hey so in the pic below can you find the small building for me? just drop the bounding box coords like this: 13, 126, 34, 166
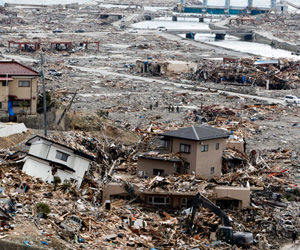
0, 60, 39, 115
211, 186, 250, 209
102, 180, 197, 209
50, 41, 73, 51
135, 60, 197, 77
138, 125, 229, 178
103, 182, 131, 201
274, 3, 288, 13
99, 13, 123, 21
22, 135, 95, 188
8, 39, 41, 53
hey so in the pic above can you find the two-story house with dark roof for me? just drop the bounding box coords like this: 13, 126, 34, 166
0, 60, 39, 115
137, 125, 229, 178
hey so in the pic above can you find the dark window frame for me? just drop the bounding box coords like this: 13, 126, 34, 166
18, 80, 30, 87
184, 162, 190, 169
12, 100, 31, 107
55, 150, 70, 162
201, 144, 209, 152
162, 139, 169, 149
181, 198, 187, 207
180, 143, 191, 153
210, 167, 215, 174
216, 143, 220, 150
148, 196, 170, 205
153, 169, 164, 176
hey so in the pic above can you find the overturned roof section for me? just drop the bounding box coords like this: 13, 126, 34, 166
160, 125, 230, 141
26, 135, 95, 161
27, 153, 76, 173
0, 60, 39, 76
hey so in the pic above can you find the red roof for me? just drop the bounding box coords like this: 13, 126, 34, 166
0, 60, 39, 76
0, 77, 13, 81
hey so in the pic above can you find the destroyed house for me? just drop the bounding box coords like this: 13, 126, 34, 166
0, 60, 39, 115
138, 126, 229, 178
103, 180, 198, 209
22, 135, 95, 188
135, 60, 197, 77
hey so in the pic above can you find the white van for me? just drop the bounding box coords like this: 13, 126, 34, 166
285, 95, 300, 104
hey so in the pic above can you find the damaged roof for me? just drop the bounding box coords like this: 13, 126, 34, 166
160, 125, 230, 141
139, 151, 182, 162
27, 153, 76, 173
26, 135, 96, 161
0, 60, 39, 76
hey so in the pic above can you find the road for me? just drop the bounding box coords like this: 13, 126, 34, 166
69, 65, 285, 105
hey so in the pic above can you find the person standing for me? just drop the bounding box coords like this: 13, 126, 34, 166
292, 230, 297, 244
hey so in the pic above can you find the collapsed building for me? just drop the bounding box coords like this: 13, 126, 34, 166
135, 60, 197, 77
134, 58, 300, 90
189, 58, 300, 90
0, 114, 298, 249
23, 135, 95, 188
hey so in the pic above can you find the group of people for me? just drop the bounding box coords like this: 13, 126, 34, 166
168, 105, 180, 113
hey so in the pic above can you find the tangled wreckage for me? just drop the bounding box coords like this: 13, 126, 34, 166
0, 118, 299, 249
135, 58, 300, 90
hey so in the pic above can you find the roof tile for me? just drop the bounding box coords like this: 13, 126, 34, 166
160, 125, 230, 141
0, 61, 39, 76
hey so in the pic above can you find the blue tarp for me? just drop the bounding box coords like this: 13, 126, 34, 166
8, 100, 15, 116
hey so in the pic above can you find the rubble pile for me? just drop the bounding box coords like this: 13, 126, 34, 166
228, 12, 300, 45
48, 131, 139, 175
0, 116, 298, 249
188, 58, 300, 90
0, 1, 299, 249
0, 160, 299, 249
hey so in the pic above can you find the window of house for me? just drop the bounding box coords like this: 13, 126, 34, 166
12, 100, 30, 107
210, 167, 215, 174
180, 144, 191, 153
181, 198, 187, 207
201, 144, 209, 152
162, 140, 169, 149
18, 81, 30, 87
148, 196, 170, 205
2, 81, 8, 86
55, 151, 69, 162
216, 143, 220, 150
153, 169, 164, 176
0, 102, 2, 109
184, 162, 190, 170
153, 197, 165, 204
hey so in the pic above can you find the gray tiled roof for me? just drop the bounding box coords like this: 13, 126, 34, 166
160, 125, 230, 141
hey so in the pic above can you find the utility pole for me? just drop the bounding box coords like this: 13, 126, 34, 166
57, 89, 77, 126
40, 52, 47, 137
